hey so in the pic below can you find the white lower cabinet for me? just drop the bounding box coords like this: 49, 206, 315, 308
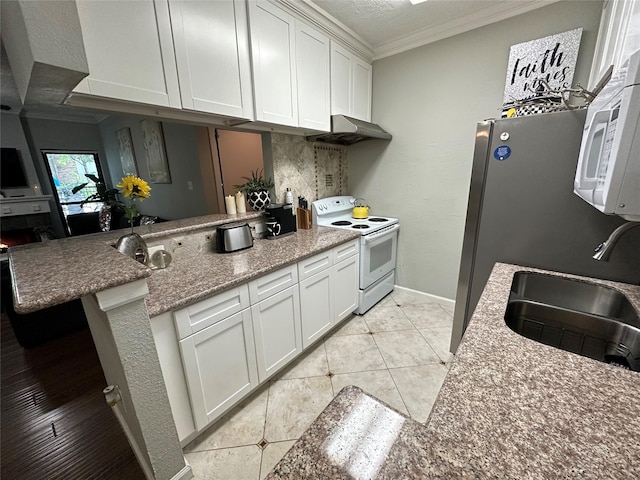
161, 240, 359, 439
333, 254, 360, 322
298, 239, 360, 348
299, 269, 333, 349
179, 309, 258, 431
251, 286, 302, 382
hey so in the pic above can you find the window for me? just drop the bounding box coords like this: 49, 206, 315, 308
42, 150, 106, 234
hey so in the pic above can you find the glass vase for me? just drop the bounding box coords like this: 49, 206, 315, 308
115, 232, 148, 264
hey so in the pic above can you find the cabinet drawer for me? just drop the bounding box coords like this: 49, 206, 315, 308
249, 264, 298, 304
174, 284, 250, 339
298, 250, 332, 280
333, 239, 359, 262
0, 200, 51, 217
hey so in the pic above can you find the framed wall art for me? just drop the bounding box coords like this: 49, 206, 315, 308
116, 127, 137, 176
140, 119, 172, 184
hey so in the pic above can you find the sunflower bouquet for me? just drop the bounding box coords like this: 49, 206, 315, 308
115, 175, 151, 233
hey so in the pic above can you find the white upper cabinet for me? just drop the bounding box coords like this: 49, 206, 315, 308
330, 41, 372, 122
589, 0, 640, 89
295, 22, 331, 131
248, 0, 298, 127
168, 0, 254, 119
352, 56, 373, 122
74, 0, 181, 108
248, 0, 330, 131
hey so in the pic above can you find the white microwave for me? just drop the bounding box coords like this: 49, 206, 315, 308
574, 48, 640, 221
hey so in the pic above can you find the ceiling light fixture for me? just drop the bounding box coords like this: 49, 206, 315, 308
409, 0, 429, 5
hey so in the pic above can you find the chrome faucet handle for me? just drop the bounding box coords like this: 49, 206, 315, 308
593, 221, 640, 262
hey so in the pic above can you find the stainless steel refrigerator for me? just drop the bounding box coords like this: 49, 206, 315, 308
450, 109, 640, 353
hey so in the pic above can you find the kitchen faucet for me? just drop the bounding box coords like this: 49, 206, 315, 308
592, 221, 640, 261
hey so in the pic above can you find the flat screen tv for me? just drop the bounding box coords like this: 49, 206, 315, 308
1, 148, 29, 189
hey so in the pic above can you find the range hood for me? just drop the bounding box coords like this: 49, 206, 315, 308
306, 115, 392, 145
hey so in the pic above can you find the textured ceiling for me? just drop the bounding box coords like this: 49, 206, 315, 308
307, 0, 559, 54
308, 0, 498, 47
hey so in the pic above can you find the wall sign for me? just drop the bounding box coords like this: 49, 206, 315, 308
503, 28, 582, 103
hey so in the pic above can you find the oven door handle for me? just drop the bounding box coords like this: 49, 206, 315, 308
363, 224, 400, 244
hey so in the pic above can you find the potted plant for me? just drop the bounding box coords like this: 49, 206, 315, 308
71, 173, 119, 206
72, 174, 121, 231
235, 169, 275, 211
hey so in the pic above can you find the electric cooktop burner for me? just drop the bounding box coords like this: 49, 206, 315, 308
368, 217, 388, 222
332, 220, 352, 226
352, 224, 370, 229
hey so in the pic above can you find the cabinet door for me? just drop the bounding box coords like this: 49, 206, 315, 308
330, 41, 372, 121
180, 309, 257, 430
352, 56, 372, 122
330, 41, 352, 117
296, 22, 330, 131
299, 269, 333, 349
333, 254, 360, 323
75, 0, 181, 108
251, 286, 302, 382
169, 0, 254, 119
248, 0, 298, 126
588, 0, 640, 89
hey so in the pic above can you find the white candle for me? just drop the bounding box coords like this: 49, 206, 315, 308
225, 195, 237, 214
235, 191, 246, 214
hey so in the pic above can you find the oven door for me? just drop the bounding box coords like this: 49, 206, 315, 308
360, 224, 399, 289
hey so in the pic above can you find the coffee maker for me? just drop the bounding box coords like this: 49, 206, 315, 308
265, 203, 297, 239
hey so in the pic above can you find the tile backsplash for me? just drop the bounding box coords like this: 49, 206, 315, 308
270, 133, 347, 205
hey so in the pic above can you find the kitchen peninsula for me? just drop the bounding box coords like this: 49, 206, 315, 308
267, 263, 640, 479
8, 213, 361, 480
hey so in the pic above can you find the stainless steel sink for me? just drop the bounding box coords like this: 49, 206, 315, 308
505, 272, 640, 371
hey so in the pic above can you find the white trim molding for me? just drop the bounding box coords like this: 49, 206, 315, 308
95, 279, 149, 311
373, 0, 561, 60
393, 285, 455, 310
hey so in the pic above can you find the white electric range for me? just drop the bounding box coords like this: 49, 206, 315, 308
312, 196, 399, 314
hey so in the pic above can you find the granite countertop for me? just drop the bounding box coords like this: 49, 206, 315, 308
267, 263, 640, 479
8, 211, 359, 315
145, 226, 360, 317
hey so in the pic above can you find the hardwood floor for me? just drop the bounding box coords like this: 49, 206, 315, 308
1, 313, 145, 479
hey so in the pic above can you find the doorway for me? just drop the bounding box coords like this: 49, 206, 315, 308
199, 129, 265, 214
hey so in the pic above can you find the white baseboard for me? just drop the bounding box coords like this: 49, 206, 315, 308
393, 285, 455, 309
171, 461, 193, 480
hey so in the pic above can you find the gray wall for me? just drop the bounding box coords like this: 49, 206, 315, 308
19, 116, 109, 237
99, 116, 208, 221
349, 0, 604, 300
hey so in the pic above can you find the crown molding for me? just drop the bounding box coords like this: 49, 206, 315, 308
276, 0, 374, 60
373, 0, 560, 60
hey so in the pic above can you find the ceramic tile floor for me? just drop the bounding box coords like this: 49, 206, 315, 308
183, 289, 455, 480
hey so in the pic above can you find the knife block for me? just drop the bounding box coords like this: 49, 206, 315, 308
297, 208, 312, 229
